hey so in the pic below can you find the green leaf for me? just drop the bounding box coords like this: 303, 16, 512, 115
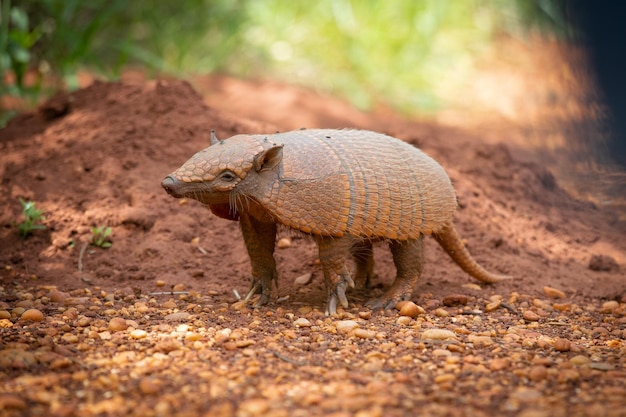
10, 7, 28, 32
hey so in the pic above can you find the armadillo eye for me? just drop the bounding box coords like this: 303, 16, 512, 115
220, 171, 236, 181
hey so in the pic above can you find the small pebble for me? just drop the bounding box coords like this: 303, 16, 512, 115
139, 377, 161, 395
442, 294, 469, 306
276, 237, 292, 249
0, 394, 27, 410
293, 318, 311, 327
130, 329, 147, 339
523, 310, 540, 321
238, 398, 270, 415
528, 365, 548, 381
354, 329, 376, 339
485, 300, 501, 312
294, 273, 313, 286
489, 358, 509, 371
435, 308, 450, 317
422, 329, 456, 340
335, 320, 359, 333
398, 301, 424, 318
543, 286, 565, 298
553, 338, 571, 352
358, 311, 371, 320
49, 290, 69, 303
109, 317, 128, 332
569, 355, 591, 366
600, 300, 619, 313
20, 309, 45, 322
164, 312, 190, 321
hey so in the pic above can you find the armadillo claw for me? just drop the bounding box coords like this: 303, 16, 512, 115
326, 295, 338, 316
244, 281, 261, 302
325, 276, 353, 315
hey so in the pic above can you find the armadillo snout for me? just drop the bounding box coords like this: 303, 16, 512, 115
162, 175, 183, 198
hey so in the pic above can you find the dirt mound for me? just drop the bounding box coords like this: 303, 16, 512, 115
1, 78, 624, 304
1, 78, 626, 417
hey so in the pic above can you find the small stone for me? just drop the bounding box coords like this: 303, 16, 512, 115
528, 365, 548, 381
155, 280, 166, 287
0, 311, 10, 320
422, 329, 457, 340
164, 312, 190, 321
523, 310, 540, 321
20, 308, 44, 322
293, 318, 311, 327
230, 300, 248, 311
543, 286, 565, 298
130, 329, 147, 339
553, 338, 571, 352
569, 355, 591, 366
294, 273, 313, 286
434, 373, 456, 384
162, 300, 177, 309
589, 362, 614, 371
335, 320, 359, 333
139, 377, 161, 395
49, 290, 69, 303
0, 394, 27, 410
442, 294, 469, 306
276, 237, 292, 249
552, 303, 571, 312
396, 316, 413, 325
432, 349, 451, 357
489, 358, 509, 371
468, 335, 494, 346
238, 398, 270, 415
398, 301, 424, 318
354, 328, 376, 339
109, 317, 128, 332
172, 283, 185, 292
485, 300, 501, 312
358, 311, 371, 320
600, 300, 619, 313
434, 308, 450, 317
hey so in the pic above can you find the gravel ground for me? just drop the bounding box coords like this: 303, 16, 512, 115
1, 282, 624, 417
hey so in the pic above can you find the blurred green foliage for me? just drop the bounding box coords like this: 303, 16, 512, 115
1, 0, 570, 118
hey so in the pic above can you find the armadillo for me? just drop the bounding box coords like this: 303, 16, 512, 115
162, 129, 510, 314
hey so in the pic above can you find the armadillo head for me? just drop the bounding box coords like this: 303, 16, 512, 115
162, 133, 283, 210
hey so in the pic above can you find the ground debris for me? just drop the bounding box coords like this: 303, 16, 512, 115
0, 283, 624, 416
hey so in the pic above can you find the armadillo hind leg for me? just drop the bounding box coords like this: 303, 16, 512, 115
351, 239, 375, 289
239, 213, 279, 306
366, 237, 424, 310
315, 235, 356, 315
433, 224, 511, 283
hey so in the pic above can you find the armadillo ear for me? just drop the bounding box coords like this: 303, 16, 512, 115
210, 130, 219, 146
254, 145, 284, 172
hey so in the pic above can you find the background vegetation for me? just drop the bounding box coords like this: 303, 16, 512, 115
1, 0, 570, 124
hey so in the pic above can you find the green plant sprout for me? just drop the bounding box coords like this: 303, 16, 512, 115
17, 198, 46, 237
91, 226, 112, 248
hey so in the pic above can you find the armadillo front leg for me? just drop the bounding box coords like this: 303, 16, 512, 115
239, 213, 278, 307
315, 236, 356, 315
366, 236, 424, 310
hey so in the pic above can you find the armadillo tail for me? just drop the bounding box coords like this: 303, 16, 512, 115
433, 224, 511, 283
